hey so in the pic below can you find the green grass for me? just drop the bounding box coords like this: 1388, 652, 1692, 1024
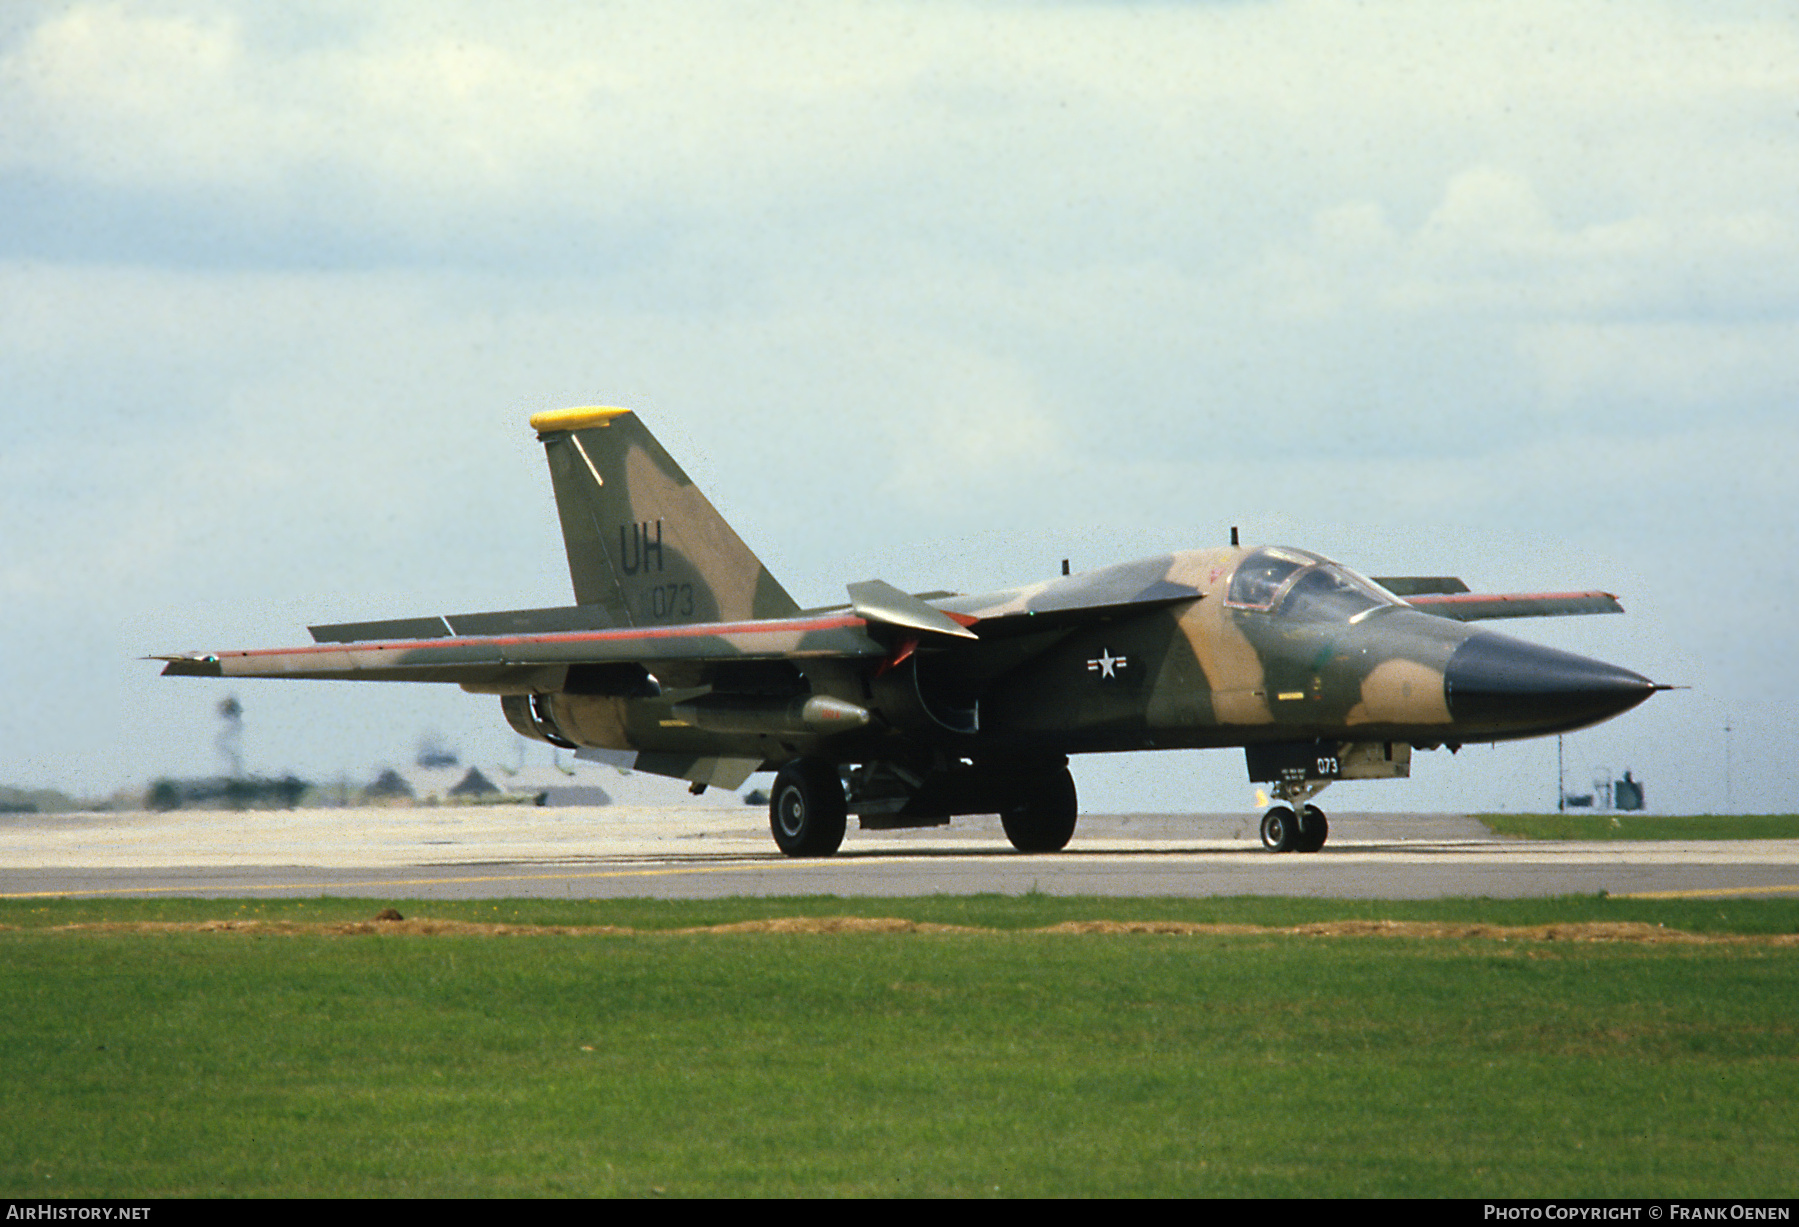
3, 895, 1797, 1197
1478, 813, 1799, 841
6, 892, 1799, 934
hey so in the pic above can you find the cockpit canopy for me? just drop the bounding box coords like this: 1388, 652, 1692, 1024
1225, 546, 1403, 624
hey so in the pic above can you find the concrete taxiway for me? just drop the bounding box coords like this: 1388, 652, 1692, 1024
2, 806, 1794, 901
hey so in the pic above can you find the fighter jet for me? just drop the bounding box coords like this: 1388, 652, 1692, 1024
158, 407, 1661, 856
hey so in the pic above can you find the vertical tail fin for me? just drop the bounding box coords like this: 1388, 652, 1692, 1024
530, 407, 800, 626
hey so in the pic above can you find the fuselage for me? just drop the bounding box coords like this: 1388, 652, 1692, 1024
530, 545, 1655, 768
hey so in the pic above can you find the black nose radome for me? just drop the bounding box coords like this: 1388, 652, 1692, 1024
1445, 632, 1657, 737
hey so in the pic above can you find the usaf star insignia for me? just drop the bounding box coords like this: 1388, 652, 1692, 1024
1087, 648, 1128, 680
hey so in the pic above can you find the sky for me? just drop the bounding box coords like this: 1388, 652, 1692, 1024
2, 0, 1795, 814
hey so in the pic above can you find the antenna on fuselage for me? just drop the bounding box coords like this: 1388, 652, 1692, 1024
1230, 526, 1239, 546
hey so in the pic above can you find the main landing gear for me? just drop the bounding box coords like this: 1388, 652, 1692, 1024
998, 765, 1078, 853
1259, 779, 1330, 854
769, 759, 848, 857
767, 756, 1079, 857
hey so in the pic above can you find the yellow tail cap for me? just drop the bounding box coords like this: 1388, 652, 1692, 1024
529, 406, 632, 433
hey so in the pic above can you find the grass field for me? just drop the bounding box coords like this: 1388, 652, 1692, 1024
1477, 813, 1799, 841
4, 895, 1796, 1198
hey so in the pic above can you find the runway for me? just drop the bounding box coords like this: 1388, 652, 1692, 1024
2, 806, 1795, 901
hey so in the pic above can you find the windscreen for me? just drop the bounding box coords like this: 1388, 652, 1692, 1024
1276, 564, 1399, 623
1226, 547, 1314, 609
1227, 548, 1401, 623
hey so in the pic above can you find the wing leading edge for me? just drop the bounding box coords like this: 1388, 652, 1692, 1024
1404, 591, 1624, 621
157, 611, 884, 690
1371, 576, 1625, 621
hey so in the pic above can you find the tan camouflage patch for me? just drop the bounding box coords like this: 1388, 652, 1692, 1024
1345, 658, 1452, 726
1180, 548, 1274, 726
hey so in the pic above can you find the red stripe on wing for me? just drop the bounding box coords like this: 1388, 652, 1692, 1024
214, 613, 870, 661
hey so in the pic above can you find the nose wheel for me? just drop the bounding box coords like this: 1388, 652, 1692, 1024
1295, 804, 1327, 852
1260, 779, 1330, 853
1259, 804, 1328, 852
1260, 805, 1296, 851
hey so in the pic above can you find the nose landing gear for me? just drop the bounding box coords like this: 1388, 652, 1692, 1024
1260, 779, 1329, 854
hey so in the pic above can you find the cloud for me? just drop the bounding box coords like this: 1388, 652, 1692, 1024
5, 1, 1795, 280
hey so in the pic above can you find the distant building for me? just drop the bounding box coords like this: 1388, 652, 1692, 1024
363, 768, 415, 803
447, 766, 501, 798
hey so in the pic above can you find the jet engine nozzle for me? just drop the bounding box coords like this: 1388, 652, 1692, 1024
1444, 632, 1656, 738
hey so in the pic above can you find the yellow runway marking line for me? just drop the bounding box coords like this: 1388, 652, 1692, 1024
0, 859, 825, 900
1613, 883, 1799, 900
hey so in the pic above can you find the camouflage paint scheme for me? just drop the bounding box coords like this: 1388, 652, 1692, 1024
160, 407, 1658, 854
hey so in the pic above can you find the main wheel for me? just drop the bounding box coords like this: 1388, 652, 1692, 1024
769, 759, 847, 857
1260, 805, 1297, 852
1294, 804, 1329, 853
999, 767, 1078, 853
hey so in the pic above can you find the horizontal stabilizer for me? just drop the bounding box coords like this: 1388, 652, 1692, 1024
445, 605, 614, 637
1407, 591, 1624, 621
310, 606, 622, 644
310, 616, 450, 643
848, 579, 979, 640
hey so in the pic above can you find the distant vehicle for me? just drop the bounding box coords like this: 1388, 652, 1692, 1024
160, 408, 1661, 856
